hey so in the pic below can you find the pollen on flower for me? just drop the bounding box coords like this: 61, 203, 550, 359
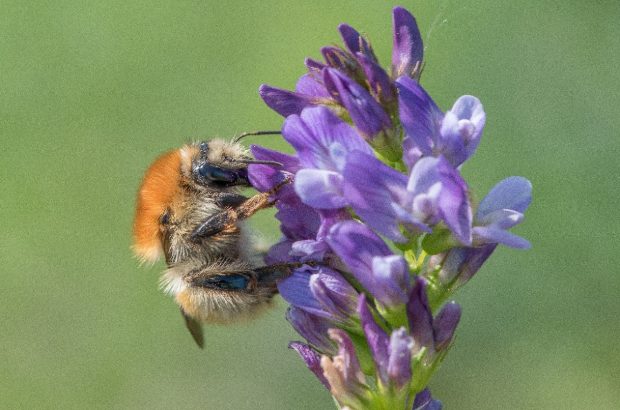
132, 149, 182, 263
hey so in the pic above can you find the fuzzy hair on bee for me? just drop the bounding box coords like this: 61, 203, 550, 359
132, 135, 296, 348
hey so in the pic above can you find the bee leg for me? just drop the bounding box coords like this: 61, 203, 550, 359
234, 176, 292, 219
214, 192, 248, 208
190, 211, 233, 241
191, 178, 291, 241
189, 262, 316, 292
180, 308, 205, 349
254, 261, 318, 290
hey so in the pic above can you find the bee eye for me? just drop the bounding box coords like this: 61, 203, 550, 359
197, 164, 237, 183
195, 274, 249, 290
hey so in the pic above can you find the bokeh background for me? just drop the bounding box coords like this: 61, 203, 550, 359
1, 0, 619, 408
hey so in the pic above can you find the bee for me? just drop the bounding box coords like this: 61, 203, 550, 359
132, 132, 297, 348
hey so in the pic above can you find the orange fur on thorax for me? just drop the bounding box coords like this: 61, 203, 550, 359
132, 149, 182, 262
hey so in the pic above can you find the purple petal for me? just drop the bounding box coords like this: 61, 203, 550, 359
282, 106, 371, 170
251, 145, 300, 172
339, 23, 376, 61
287, 309, 335, 353
358, 294, 389, 384
321, 46, 360, 77
435, 114, 467, 167
290, 239, 330, 262
305, 57, 326, 71
275, 199, 321, 240
439, 95, 486, 165
295, 73, 331, 98
316, 208, 351, 240
407, 156, 442, 196
478, 209, 524, 230
435, 244, 497, 286
357, 53, 396, 105
328, 328, 365, 387
435, 158, 472, 245
371, 255, 411, 307
278, 268, 334, 319
396, 76, 443, 156
323, 68, 392, 139
433, 301, 461, 351
265, 239, 294, 264
387, 327, 414, 389
473, 226, 531, 249
477, 176, 532, 219
259, 84, 316, 117
407, 277, 434, 350
343, 151, 412, 242
402, 135, 424, 170
392, 7, 424, 79
309, 269, 359, 320
413, 388, 443, 410
407, 156, 472, 245
248, 145, 299, 193
295, 168, 347, 209
289, 341, 331, 389
327, 221, 397, 303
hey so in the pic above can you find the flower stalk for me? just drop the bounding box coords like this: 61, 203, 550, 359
248, 6, 531, 409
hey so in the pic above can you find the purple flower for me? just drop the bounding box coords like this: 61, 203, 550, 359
247, 6, 530, 408
289, 209, 350, 262
413, 388, 443, 410
321, 46, 363, 82
321, 328, 368, 408
343, 151, 472, 245
278, 265, 358, 323
259, 84, 318, 117
249, 145, 321, 263
357, 52, 397, 106
295, 73, 331, 98
397, 76, 486, 168
249, 145, 299, 202
327, 221, 410, 308
323, 68, 393, 140
407, 277, 461, 353
358, 295, 414, 389
430, 244, 497, 289
289, 342, 331, 389
473, 176, 532, 249
287, 308, 335, 353
282, 106, 373, 209
392, 7, 424, 79
338, 23, 377, 63
259, 72, 334, 118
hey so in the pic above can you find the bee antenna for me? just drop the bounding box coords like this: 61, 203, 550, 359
236, 159, 283, 167
233, 130, 281, 144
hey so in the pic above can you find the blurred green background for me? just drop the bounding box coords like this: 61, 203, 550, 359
1, 0, 619, 408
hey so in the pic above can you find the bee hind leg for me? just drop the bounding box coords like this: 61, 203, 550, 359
254, 261, 317, 290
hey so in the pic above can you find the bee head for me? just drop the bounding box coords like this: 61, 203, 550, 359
132, 139, 253, 264
181, 139, 252, 188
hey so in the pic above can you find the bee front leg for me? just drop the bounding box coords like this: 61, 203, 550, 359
230, 174, 292, 220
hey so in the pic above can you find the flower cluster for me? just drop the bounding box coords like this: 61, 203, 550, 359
249, 7, 531, 409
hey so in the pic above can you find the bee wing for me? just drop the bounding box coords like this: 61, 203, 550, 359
180, 308, 204, 349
